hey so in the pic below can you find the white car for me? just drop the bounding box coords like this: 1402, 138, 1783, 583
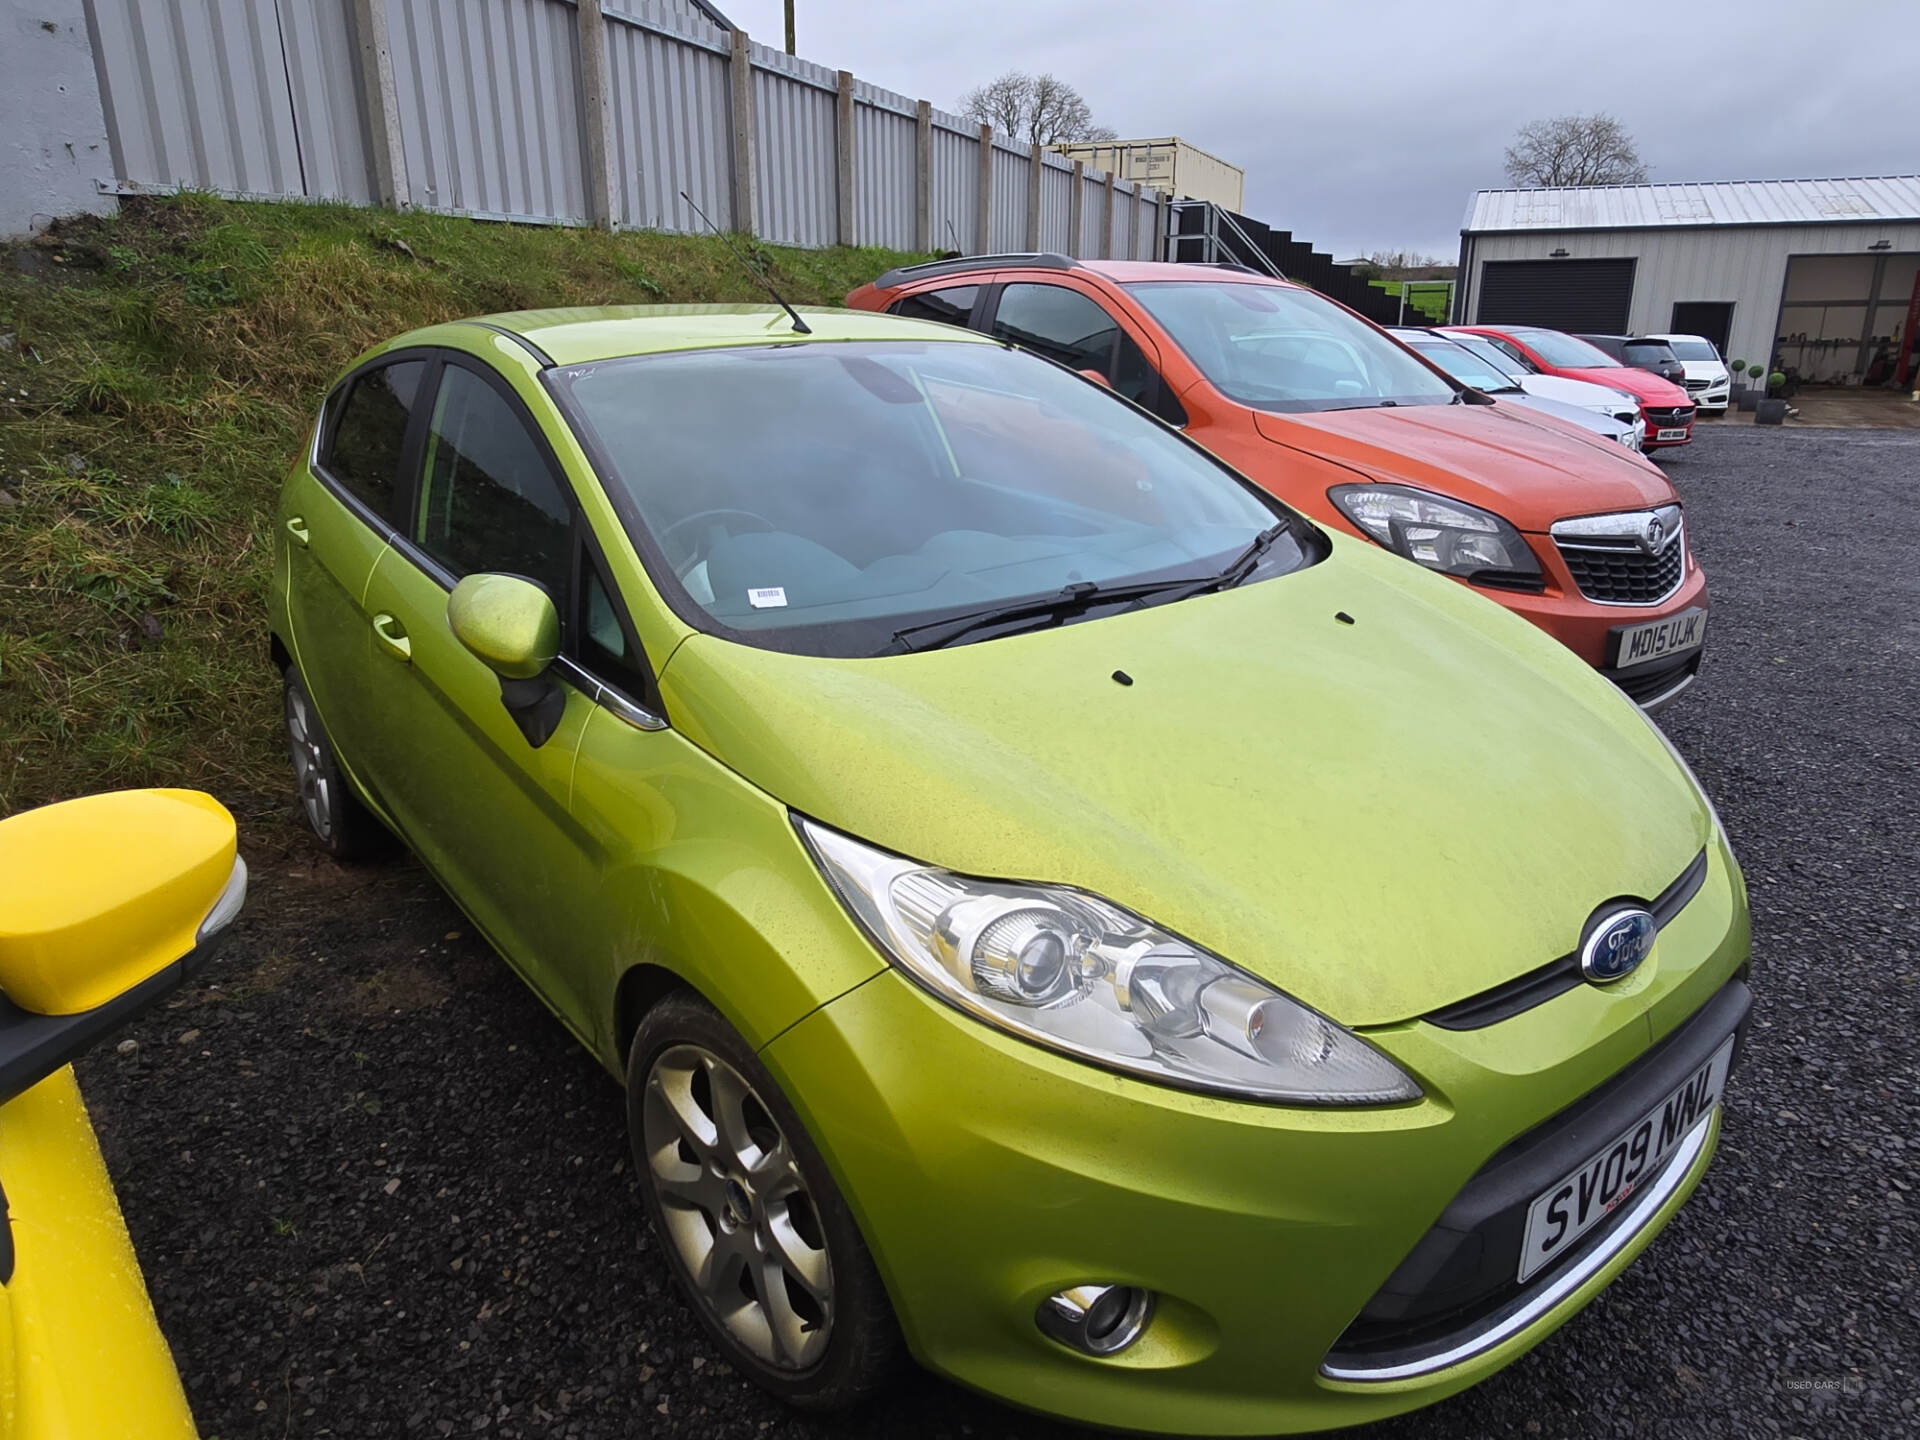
1644, 333, 1731, 415
1426, 328, 1647, 449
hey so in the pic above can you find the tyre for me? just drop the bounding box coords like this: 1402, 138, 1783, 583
282, 667, 391, 861
627, 992, 902, 1409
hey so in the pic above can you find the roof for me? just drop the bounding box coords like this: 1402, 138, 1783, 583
438, 305, 994, 367
869, 255, 1280, 290
1463, 175, 1920, 234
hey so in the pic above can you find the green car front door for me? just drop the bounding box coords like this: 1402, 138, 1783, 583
353, 356, 604, 1041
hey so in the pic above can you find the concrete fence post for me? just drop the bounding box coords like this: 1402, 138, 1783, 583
1066, 159, 1084, 256
975, 123, 993, 254
1101, 169, 1115, 259
727, 29, 756, 235
835, 70, 856, 247
1025, 143, 1043, 251
349, 0, 409, 210
1128, 182, 1140, 259
914, 99, 932, 252
576, 0, 617, 229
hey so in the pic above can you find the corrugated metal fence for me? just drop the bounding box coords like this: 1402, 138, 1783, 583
77, 0, 1168, 260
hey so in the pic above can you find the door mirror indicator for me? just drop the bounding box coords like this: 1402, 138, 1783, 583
448, 574, 566, 748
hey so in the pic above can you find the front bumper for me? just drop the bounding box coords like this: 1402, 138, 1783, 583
763, 839, 1748, 1435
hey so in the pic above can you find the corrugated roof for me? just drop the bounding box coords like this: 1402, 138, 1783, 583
1463, 176, 1920, 233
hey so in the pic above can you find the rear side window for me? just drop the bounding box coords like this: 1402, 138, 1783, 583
890, 285, 979, 327
325, 360, 426, 520
413, 365, 572, 598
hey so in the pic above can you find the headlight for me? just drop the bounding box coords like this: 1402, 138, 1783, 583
1328, 483, 1541, 586
799, 819, 1421, 1106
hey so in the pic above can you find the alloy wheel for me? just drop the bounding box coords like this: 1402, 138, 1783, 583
642, 1044, 834, 1371
284, 684, 333, 842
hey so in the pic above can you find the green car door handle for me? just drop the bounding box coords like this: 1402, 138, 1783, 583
285, 516, 310, 548
371, 613, 412, 663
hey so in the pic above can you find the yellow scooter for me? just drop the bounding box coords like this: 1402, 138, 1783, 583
0, 789, 246, 1437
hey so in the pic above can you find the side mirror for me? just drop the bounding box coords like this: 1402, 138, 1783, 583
0, 789, 246, 1103
1078, 367, 1114, 389
447, 573, 560, 679
447, 573, 565, 748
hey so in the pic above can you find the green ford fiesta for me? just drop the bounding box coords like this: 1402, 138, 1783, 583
270, 304, 1750, 1433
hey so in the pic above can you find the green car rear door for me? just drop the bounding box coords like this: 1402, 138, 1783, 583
282, 357, 429, 782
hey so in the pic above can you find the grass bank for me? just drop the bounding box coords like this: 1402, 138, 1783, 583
0, 195, 926, 830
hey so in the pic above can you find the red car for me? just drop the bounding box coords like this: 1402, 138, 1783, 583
847, 257, 1709, 709
1448, 326, 1697, 451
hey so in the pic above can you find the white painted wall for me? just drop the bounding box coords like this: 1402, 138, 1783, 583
1460, 221, 1920, 378
1, 0, 115, 237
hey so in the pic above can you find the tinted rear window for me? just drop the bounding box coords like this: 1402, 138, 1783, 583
890, 286, 978, 327
325, 360, 426, 520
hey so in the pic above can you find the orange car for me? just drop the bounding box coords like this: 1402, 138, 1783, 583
847, 257, 1709, 709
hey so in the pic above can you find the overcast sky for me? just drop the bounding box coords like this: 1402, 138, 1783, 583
723, 0, 1916, 261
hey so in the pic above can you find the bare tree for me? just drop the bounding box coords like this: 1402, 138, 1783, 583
1366, 248, 1447, 270
960, 70, 1115, 145
1503, 114, 1649, 188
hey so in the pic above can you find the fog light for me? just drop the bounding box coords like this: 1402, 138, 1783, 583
1035, 1284, 1154, 1356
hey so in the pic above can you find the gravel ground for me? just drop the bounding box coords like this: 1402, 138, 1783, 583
79, 423, 1917, 1439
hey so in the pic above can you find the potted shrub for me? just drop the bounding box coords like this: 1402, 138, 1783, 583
1730, 359, 1749, 399
1734, 362, 1762, 412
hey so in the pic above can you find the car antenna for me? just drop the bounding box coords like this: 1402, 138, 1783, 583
680, 190, 811, 334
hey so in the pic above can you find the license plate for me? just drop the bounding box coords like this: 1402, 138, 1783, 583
1614, 608, 1706, 669
1656, 427, 1689, 440
1518, 1037, 1733, 1281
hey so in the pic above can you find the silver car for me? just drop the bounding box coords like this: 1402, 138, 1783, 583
1393, 329, 1646, 450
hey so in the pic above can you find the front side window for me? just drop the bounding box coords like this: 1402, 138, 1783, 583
992, 283, 1183, 424
414, 364, 572, 598
1515, 329, 1621, 368
890, 285, 979, 327
325, 359, 426, 519
553, 341, 1307, 658
991, 283, 1124, 374
1127, 281, 1458, 413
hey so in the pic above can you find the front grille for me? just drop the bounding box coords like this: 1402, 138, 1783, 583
1326, 980, 1751, 1373
1683, 377, 1710, 391
1557, 533, 1686, 604
1645, 405, 1696, 426
1423, 849, 1707, 1031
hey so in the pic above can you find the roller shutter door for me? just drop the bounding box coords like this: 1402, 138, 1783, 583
1475, 259, 1635, 333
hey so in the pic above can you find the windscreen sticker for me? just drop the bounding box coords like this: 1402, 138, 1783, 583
748, 587, 788, 609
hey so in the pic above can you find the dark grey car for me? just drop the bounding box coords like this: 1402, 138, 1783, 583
1575, 335, 1688, 387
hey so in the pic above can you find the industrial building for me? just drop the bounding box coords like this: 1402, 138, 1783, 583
1455, 176, 1920, 386
1051, 138, 1244, 212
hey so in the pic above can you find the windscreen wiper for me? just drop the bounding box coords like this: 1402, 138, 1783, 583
882, 523, 1293, 655
884, 578, 1185, 654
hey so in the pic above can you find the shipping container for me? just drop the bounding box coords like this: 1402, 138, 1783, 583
1050, 137, 1243, 212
